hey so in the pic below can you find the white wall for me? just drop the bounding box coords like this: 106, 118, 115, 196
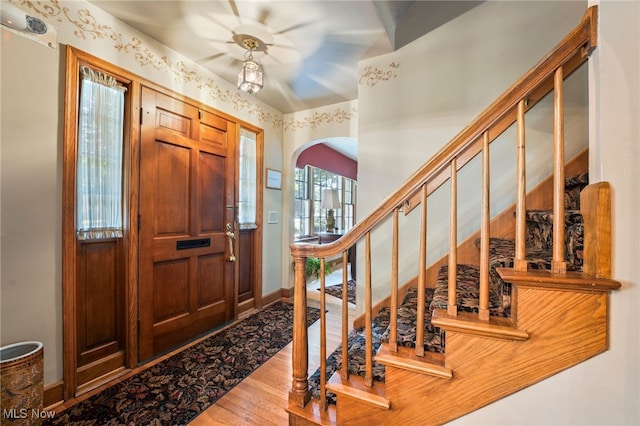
0, 0, 284, 384
449, 1, 640, 424
282, 101, 358, 288
1, 28, 63, 386
356, 1, 589, 305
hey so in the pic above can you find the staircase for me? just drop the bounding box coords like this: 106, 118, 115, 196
287, 7, 620, 425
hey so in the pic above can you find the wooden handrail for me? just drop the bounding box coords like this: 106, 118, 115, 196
289, 6, 598, 410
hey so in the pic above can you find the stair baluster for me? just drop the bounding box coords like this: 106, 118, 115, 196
514, 99, 528, 272
364, 232, 373, 386
341, 251, 349, 379
319, 258, 327, 409
552, 67, 567, 273
479, 132, 491, 321
417, 184, 428, 356
448, 159, 458, 318
389, 208, 400, 352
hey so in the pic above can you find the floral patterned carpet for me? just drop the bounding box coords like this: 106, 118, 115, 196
318, 280, 356, 305
45, 302, 320, 425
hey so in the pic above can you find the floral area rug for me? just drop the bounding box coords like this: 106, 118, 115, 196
317, 280, 356, 305
45, 301, 320, 425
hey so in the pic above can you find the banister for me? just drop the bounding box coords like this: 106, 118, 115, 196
289, 5, 599, 414
290, 6, 597, 261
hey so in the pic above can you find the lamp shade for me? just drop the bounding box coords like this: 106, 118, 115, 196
237, 54, 263, 95
320, 189, 341, 210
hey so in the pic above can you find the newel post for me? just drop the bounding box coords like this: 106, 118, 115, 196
289, 254, 311, 407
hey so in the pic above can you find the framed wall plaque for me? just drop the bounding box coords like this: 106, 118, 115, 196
266, 168, 282, 190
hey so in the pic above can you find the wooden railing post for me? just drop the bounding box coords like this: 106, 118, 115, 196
289, 255, 311, 408
581, 182, 612, 278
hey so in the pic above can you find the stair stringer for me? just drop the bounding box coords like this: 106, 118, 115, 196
331, 285, 613, 425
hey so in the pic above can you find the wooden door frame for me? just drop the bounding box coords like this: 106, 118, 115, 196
62, 46, 141, 399
236, 123, 264, 314
63, 46, 265, 400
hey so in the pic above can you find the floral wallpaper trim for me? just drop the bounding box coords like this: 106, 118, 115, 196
15, 0, 284, 129
283, 107, 357, 132
359, 62, 400, 87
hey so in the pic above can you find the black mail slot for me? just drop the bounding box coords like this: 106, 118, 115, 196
177, 238, 210, 250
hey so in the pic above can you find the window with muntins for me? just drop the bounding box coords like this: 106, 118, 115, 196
294, 165, 356, 240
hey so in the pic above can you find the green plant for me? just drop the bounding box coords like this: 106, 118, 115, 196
292, 257, 333, 281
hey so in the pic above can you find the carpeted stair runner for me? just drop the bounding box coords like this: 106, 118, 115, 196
311, 173, 588, 405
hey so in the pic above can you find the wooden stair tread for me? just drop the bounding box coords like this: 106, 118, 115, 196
375, 344, 452, 379
497, 268, 621, 292
431, 309, 529, 341
287, 399, 337, 425
326, 373, 390, 410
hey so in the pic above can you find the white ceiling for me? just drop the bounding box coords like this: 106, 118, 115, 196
87, 0, 481, 115
86, 1, 481, 161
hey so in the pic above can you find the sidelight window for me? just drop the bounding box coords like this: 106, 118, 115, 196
76, 66, 126, 240
238, 127, 258, 228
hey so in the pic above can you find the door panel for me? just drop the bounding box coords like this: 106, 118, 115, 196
198, 152, 225, 233
152, 259, 190, 323
197, 254, 226, 308
139, 87, 235, 361
155, 142, 190, 235
238, 230, 254, 304
77, 239, 125, 367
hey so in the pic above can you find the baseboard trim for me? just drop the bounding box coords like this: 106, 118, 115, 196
44, 381, 64, 409
279, 286, 294, 299
262, 287, 294, 306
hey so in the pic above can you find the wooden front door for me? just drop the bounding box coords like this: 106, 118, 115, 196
139, 86, 236, 361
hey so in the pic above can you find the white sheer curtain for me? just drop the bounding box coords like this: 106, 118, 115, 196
238, 128, 257, 229
76, 66, 126, 240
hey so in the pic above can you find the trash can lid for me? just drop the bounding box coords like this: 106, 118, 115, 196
0, 341, 43, 362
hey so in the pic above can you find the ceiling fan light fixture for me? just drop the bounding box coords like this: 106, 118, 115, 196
237, 39, 263, 95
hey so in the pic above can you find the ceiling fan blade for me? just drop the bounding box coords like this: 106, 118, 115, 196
257, 8, 271, 25
274, 20, 316, 35
199, 52, 227, 62
228, 58, 242, 67
209, 16, 237, 35
228, 0, 242, 24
